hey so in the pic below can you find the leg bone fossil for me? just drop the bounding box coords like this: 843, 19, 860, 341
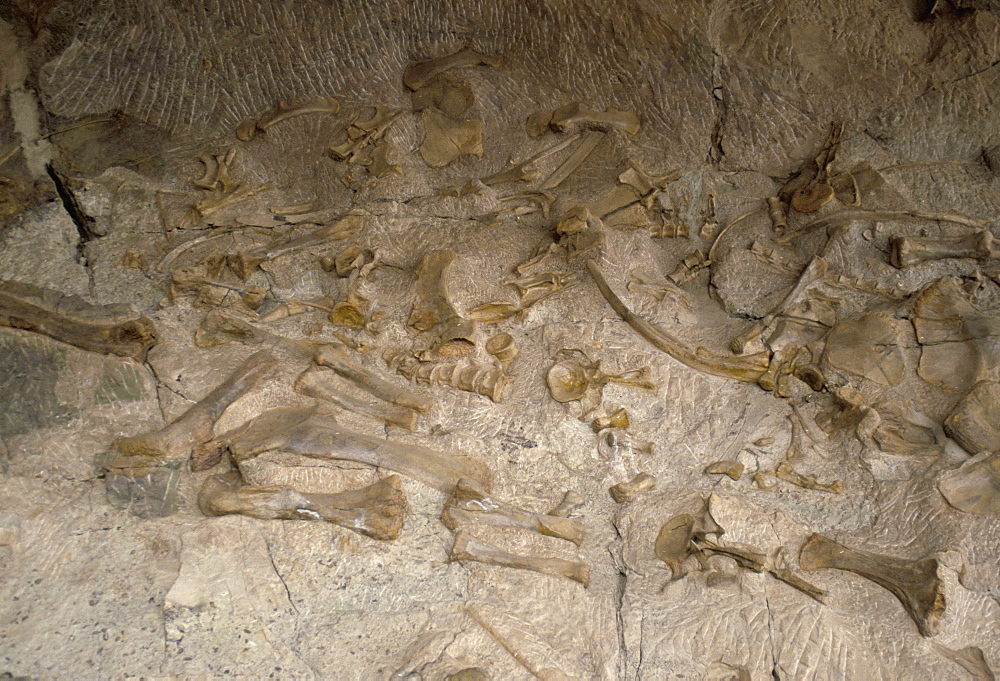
450, 530, 590, 586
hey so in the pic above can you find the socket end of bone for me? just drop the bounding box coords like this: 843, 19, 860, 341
609, 472, 656, 503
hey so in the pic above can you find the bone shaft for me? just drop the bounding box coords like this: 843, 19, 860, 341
315, 345, 433, 413
541, 131, 604, 190
891, 231, 994, 267
258, 97, 340, 129
443, 506, 584, 545
451, 531, 590, 586
295, 368, 420, 430
403, 48, 496, 90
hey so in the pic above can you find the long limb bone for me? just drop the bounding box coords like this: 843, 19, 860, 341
294, 366, 421, 431
407, 249, 477, 355
403, 48, 499, 91
450, 531, 590, 586
315, 344, 434, 413
441, 480, 585, 546
549, 102, 641, 135
198, 471, 406, 540
891, 230, 996, 268
799, 533, 945, 637
541, 131, 604, 190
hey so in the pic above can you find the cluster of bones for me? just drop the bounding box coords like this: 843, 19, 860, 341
2, 47, 998, 678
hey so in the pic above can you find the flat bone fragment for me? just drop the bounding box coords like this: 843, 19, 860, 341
403, 47, 499, 91
220, 405, 492, 493
315, 344, 433, 413
547, 490, 584, 517
770, 568, 828, 604
823, 313, 906, 387
193, 309, 316, 357
703, 461, 744, 480
198, 471, 406, 540
944, 380, 1000, 455
441, 480, 586, 546
774, 462, 843, 494
0, 280, 156, 361
106, 351, 278, 470
541, 131, 605, 190
410, 73, 475, 117
789, 183, 834, 213
294, 367, 421, 431
937, 452, 1000, 515
549, 102, 641, 135
419, 108, 483, 168
407, 249, 477, 355
525, 109, 553, 137
891, 230, 997, 268
932, 643, 996, 681
609, 472, 656, 503
450, 531, 590, 586
586, 260, 770, 382
236, 96, 340, 141
799, 533, 945, 637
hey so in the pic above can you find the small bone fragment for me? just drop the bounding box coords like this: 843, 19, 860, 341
703, 461, 744, 480
198, 471, 406, 540
241, 286, 266, 310
258, 296, 332, 323
891, 230, 996, 268
618, 162, 680, 196
332, 246, 365, 277
774, 462, 843, 494
799, 533, 945, 637
767, 197, 788, 233
790, 183, 834, 213
450, 531, 590, 586
499, 191, 557, 218
0, 280, 157, 361
408, 249, 477, 356
315, 344, 433, 413
932, 643, 995, 681
294, 367, 421, 431
753, 472, 778, 490
410, 72, 475, 117
609, 472, 656, 503
419, 108, 483, 168
328, 290, 370, 329
193, 154, 219, 190
541, 131, 604, 189
525, 109, 553, 137
592, 406, 630, 432
219, 405, 492, 493
447, 668, 492, 681
441, 480, 586, 546
944, 381, 1000, 455
587, 260, 770, 382
485, 332, 517, 366
236, 96, 340, 141
547, 490, 584, 517
270, 201, 317, 216
770, 568, 828, 604
937, 452, 1000, 515
403, 48, 499, 91
549, 102, 641, 135
107, 351, 277, 470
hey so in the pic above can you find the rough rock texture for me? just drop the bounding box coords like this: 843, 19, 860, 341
1, 1, 999, 679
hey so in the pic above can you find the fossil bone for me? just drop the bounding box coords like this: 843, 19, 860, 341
823, 313, 906, 387
547, 490, 584, 517
410, 72, 475, 117
546, 349, 654, 410
548, 102, 641, 135
485, 332, 518, 367
450, 531, 590, 586
226, 214, 363, 279
419, 108, 483, 168
403, 48, 499, 91
937, 451, 1000, 515
294, 366, 421, 431
480, 134, 580, 186
592, 406, 630, 432
314, 344, 434, 413
0, 280, 156, 361
767, 197, 788, 234
891, 230, 997, 268
197, 471, 406, 540
541, 130, 604, 189
609, 472, 656, 503
790, 182, 835, 213
236, 96, 340, 141
389, 353, 509, 402
799, 533, 945, 637
703, 461, 744, 480
944, 380, 1000, 455
441, 480, 585, 546
408, 249, 477, 356
931, 643, 995, 681
774, 462, 843, 494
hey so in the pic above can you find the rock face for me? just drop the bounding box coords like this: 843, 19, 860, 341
1, 2, 999, 679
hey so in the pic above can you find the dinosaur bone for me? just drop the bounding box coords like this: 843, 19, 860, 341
937, 451, 1000, 515
294, 366, 421, 431
403, 48, 499, 91
441, 480, 585, 546
450, 531, 590, 586
931, 643, 995, 681
408, 249, 477, 356
389, 354, 509, 402
541, 131, 604, 189
799, 533, 945, 637
236, 96, 340, 141
198, 471, 406, 540
548, 102, 641, 135
314, 344, 434, 413
891, 230, 997, 268
609, 472, 656, 503
774, 462, 843, 494
547, 490, 585, 517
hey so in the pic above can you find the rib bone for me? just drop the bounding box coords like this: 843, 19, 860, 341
236, 96, 340, 141
549, 102, 641, 135
799, 533, 945, 637
294, 366, 421, 431
450, 531, 590, 586
891, 230, 996, 268
541, 131, 604, 190
0, 280, 156, 361
441, 480, 585, 546
198, 471, 406, 540
403, 48, 499, 91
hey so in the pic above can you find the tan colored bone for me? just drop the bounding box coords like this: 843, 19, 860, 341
107, 350, 277, 470
294, 366, 421, 431
703, 461, 744, 480
227, 214, 363, 279
419, 108, 483, 168
931, 643, 995, 681
315, 344, 434, 413
541, 131, 604, 189
609, 472, 656, 503
403, 48, 499, 91
441, 480, 585, 546
391, 354, 509, 403
450, 530, 590, 586
193, 309, 316, 358
198, 471, 406, 540
547, 490, 584, 517
548, 102, 641, 135
592, 406, 630, 432
799, 533, 945, 637
408, 249, 477, 356
214, 405, 491, 493
937, 452, 1000, 515
236, 96, 340, 141
945, 381, 1000, 455
485, 332, 518, 367
480, 133, 580, 185
774, 462, 843, 494
767, 196, 788, 233
891, 230, 996, 268
654, 498, 725, 580
0, 281, 157, 361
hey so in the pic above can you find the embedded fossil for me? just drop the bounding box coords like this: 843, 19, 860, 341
703, 461, 744, 480
314, 344, 434, 413
402, 47, 499, 91
441, 480, 586, 546
597, 428, 655, 459
445, 668, 492, 681
778, 209, 989, 245
525, 109, 554, 137
937, 452, 1000, 515
407, 249, 477, 356
450, 530, 590, 586
617, 162, 681, 198
931, 643, 995, 681
944, 380, 1000, 455
227, 214, 363, 279
799, 533, 945, 637
210, 404, 492, 493
823, 313, 906, 387
236, 96, 340, 141
769, 566, 828, 604
193, 309, 316, 357
479, 134, 580, 186
587, 260, 770, 382
767, 197, 788, 234
419, 108, 483, 168
891, 230, 997, 268
193, 148, 238, 192
668, 249, 710, 285
328, 290, 370, 329
294, 366, 421, 431
469, 272, 577, 322
541, 130, 604, 189
592, 406, 630, 432
774, 462, 843, 494
780, 121, 843, 209
547, 102, 641, 135
654, 498, 725, 580
0, 280, 157, 361
545, 348, 654, 412
389, 353, 509, 402
485, 332, 517, 367
790, 182, 835, 214
197, 471, 407, 540
547, 490, 585, 517
498, 190, 557, 218
609, 472, 656, 503
105, 350, 278, 471
410, 72, 475, 117
329, 106, 403, 177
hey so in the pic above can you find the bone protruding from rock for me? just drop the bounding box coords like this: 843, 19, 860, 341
418, 108, 483, 168
226, 214, 363, 279
403, 48, 499, 91
767, 197, 788, 234
547, 490, 584, 517
0, 280, 157, 361
703, 461, 744, 480
390, 353, 509, 403
408, 249, 477, 356
945, 381, 1000, 455
294, 366, 421, 431
586, 260, 770, 382
236, 96, 341, 141
480, 134, 580, 186
107, 350, 278, 470
541, 131, 605, 190
654, 498, 725, 580
485, 332, 518, 368
774, 462, 843, 494
548, 102, 641, 135
798, 533, 945, 637
194, 309, 317, 357
891, 230, 996, 268
609, 472, 656, 503
441, 480, 585, 546
197, 471, 406, 540
450, 530, 590, 586
216, 405, 492, 493
315, 344, 434, 413
931, 642, 995, 681
937, 451, 1000, 515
